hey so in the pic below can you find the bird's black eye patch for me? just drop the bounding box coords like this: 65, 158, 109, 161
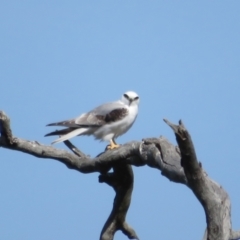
134, 96, 139, 100
124, 94, 129, 100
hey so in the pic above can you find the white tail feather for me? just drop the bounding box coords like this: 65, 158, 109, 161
51, 128, 88, 144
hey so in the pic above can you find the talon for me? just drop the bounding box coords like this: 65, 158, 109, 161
107, 144, 120, 150
107, 139, 120, 150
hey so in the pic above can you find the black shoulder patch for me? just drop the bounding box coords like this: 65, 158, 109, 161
105, 108, 128, 123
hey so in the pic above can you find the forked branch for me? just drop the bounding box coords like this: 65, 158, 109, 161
99, 164, 139, 240
1, 110, 239, 240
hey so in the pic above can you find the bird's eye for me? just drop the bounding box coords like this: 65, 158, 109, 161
124, 94, 129, 100
134, 96, 139, 100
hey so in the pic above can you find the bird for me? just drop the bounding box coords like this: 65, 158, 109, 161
45, 91, 140, 149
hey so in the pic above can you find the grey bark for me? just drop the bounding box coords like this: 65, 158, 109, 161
0, 110, 239, 240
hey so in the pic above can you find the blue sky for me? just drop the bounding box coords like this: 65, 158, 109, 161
1, 1, 240, 239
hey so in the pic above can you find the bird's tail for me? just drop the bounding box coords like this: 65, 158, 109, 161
45, 128, 74, 137
45, 128, 89, 144
51, 128, 89, 144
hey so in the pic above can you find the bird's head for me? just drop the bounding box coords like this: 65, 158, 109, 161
121, 91, 140, 106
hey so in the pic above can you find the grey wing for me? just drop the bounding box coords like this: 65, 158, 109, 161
46, 101, 128, 128
75, 101, 129, 127
46, 117, 82, 127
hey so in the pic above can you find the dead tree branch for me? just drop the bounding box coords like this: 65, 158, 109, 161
164, 119, 240, 240
99, 164, 139, 240
1, 110, 239, 240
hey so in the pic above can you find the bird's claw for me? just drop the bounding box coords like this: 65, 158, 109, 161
106, 144, 120, 150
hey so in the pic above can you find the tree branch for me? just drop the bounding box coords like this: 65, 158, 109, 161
0, 110, 184, 239
0, 111, 17, 144
230, 230, 240, 240
1, 110, 239, 240
164, 119, 237, 240
63, 140, 87, 158
0, 111, 184, 181
99, 164, 139, 240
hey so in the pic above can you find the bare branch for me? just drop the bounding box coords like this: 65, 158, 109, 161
1, 111, 239, 240
99, 164, 139, 240
231, 230, 240, 240
0, 112, 184, 181
141, 137, 187, 184
0, 110, 184, 240
63, 140, 87, 158
0, 110, 17, 144
164, 119, 236, 240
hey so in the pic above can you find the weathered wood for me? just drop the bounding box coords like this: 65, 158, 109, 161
164, 119, 240, 240
1, 110, 239, 240
99, 164, 138, 240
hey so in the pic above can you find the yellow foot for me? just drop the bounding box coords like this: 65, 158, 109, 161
106, 139, 120, 150
107, 144, 120, 150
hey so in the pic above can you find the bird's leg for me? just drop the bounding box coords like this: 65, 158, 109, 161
107, 139, 120, 150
